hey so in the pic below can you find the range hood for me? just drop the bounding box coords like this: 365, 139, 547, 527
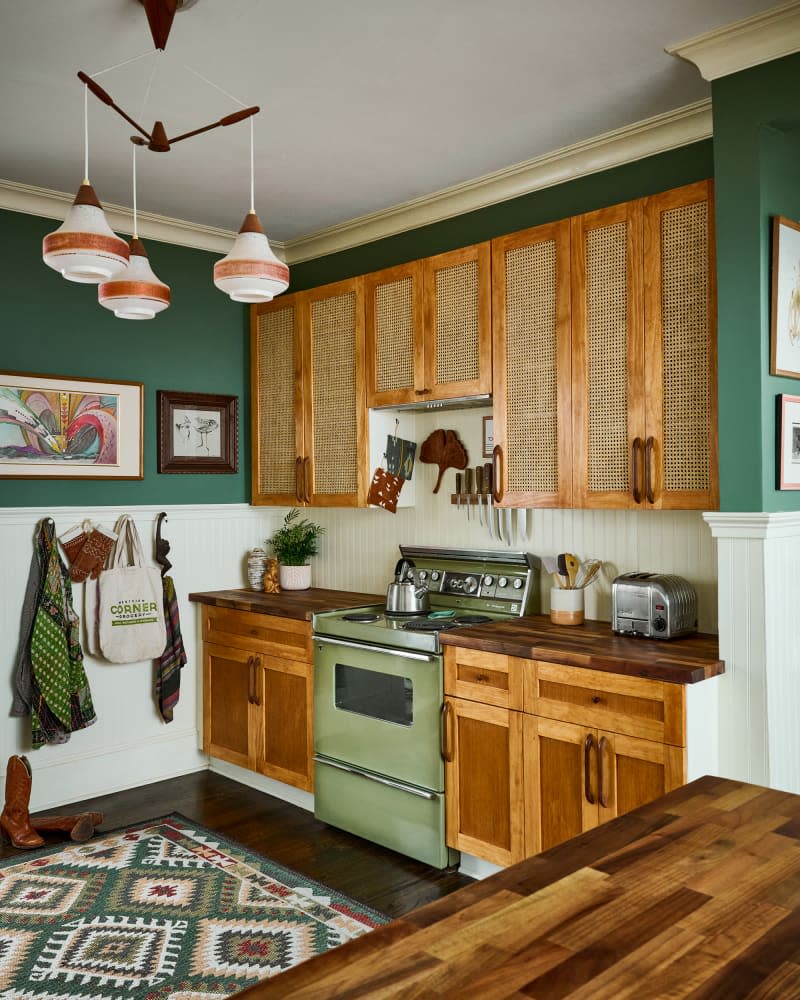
372, 393, 492, 412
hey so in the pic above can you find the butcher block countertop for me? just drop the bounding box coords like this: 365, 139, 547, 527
239, 775, 800, 999
439, 615, 723, 685
187, 588, 383, 621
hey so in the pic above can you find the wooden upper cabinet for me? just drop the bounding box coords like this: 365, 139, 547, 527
251, 278, 368, 507
642, 181, 718, 510
365, 261, 425, 407
571, 181, 718, 510
303, 277, 368, 507
251, 295, 305, 506
491, 220, 572, 507
365, 244, 491, 406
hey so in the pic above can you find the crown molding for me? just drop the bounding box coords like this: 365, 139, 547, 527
283, 100, 712, 264
667, 1, 800, 81
703, 511, 800, 538
0, 178, 294, 258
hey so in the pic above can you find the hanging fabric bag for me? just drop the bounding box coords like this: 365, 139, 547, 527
98, 515, 167, 663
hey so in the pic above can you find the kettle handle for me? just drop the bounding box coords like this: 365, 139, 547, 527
394, 557, 415, 582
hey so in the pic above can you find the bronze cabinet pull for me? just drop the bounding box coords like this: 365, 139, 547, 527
492, 444, 504, 503
252, 655, 262, 707
584, 733, 595, 805
631, 437, 643, 504
645, 436, 655, 504
246, 655, 255, 704
303, 456, 312, 503
295, 457, 303, 503
441, 701, 454, 762
598, 736, 609, 808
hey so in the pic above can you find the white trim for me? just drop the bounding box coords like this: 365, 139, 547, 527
703, 511, 800, 539
667, 1, 800, 81
0, 502, 271, 526
1, 100, 711, 267
283, 101, 712, 264
209, 758, 315, 813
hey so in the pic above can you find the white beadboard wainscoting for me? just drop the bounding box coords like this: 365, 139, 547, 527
705, 513, 800, 793
0, 504, 280, 812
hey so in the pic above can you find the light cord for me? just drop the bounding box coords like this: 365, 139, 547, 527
182, 62, 248, 108
132, 143, 138, 238
250, 116, 255, 213
139, 49, 159, 122
83, 84, 89, 183
92, 48, 156, 77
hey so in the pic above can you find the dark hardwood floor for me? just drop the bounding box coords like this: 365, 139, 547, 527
1, 770, 473, 919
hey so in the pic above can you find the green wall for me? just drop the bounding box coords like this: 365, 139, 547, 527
290, 141, 714, 290
713, 53, 800, 511
0, 209, 249, 507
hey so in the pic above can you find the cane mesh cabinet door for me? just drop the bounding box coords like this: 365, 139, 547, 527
365, 261, 425, 407
642, 180, 718, 509
303, 277, 368, 507
422, 243, 492, 402
491, 219, 572, 507
571, 200, 645, 508
251, 295, 306, 505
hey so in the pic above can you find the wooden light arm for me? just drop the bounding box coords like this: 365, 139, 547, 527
168, 105, 260, 145
77, 71, 152, 142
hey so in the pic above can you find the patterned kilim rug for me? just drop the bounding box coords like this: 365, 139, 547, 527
0, 813, 387, 999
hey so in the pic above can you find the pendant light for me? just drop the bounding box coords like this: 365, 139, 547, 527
98, 145, 170, 320
42, 84, 129, 283
213, 118, 288, 303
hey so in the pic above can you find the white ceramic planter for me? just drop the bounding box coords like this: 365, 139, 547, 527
550, 586, 584, 626
279, 563, 312, 591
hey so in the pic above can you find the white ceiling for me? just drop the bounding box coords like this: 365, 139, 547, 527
0, 0, 780, 243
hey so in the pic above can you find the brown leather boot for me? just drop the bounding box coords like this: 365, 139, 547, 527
31, 812, 104, 842
0, 756, 44, 849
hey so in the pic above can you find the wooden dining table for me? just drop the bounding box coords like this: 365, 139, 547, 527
239, 774, 800, 998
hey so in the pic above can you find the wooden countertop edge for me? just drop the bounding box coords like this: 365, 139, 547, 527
187, 588, 383, 621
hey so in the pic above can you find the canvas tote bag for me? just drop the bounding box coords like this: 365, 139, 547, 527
98, 515, 167, 663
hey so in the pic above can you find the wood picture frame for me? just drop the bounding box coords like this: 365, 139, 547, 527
482, 415, 494, 458
0, 370, 143, 479
778, 393, 800, 490
770, 216, 800, 377
157, 390, 238, 474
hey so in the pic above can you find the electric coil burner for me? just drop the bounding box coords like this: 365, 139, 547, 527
311, 546, 540, 869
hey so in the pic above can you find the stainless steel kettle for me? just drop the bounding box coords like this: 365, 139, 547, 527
385, 558, 430, 615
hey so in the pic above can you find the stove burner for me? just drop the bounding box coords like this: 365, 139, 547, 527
401, 618, 455, 633
342, 612, 381, 623
453, 614, 493, 625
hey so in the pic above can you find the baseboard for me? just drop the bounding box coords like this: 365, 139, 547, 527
208, 758, 315, 813
458, 852, 504, 881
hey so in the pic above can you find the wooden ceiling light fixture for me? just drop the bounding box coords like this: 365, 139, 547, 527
43, 0, 288, 314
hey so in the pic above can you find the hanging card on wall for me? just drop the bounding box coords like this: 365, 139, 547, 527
386, 435, 416, 480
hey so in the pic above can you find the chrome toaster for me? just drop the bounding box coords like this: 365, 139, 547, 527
611, 572, 698, 640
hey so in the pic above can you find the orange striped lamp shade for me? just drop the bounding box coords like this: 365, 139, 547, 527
213, 210, 289, 303
98, 238, 170, 320
42, 183, 130, 283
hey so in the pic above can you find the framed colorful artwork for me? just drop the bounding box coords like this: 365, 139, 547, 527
770, 216, 800, 377
778, 393, 800, 490
157, 390, 238, 474
0, 370, 143, 479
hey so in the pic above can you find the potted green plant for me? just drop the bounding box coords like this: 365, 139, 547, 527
268, 509, 325, 590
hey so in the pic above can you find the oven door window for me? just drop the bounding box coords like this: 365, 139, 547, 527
334, 663, 413, 727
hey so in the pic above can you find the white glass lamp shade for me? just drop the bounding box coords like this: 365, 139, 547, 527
213, 211, 289, 303
98, 238, 170, 320
42, 183, 130, 283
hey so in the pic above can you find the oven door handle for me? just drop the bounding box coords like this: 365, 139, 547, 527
313, 634, 439, 662
313, 756, 438, 801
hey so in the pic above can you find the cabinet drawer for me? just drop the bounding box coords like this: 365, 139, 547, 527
202, 606, 311, 663
444, 647, 523, 710
524, 661, 685, 746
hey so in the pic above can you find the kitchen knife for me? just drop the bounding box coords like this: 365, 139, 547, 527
455, 471, 462, 513
483, 461, 493, 540
464, 467, 473, 521
475, 465, 484, 525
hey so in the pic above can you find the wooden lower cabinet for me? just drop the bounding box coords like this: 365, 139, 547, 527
202, 608, 314, 792
444, 649, 687, 865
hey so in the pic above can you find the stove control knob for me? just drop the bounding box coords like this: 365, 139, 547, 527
464, 576, 478, 594
431, 571, 440, 582
484, 575, 494, 587
498, 577, 508, 588
418, 570, 428, 581
512, 578, 524, 590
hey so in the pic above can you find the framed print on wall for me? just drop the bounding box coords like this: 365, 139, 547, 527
157, 390, 238, 474
778, 393, 800, 490
0, 370, 143, 479
770, 215, 800, 377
